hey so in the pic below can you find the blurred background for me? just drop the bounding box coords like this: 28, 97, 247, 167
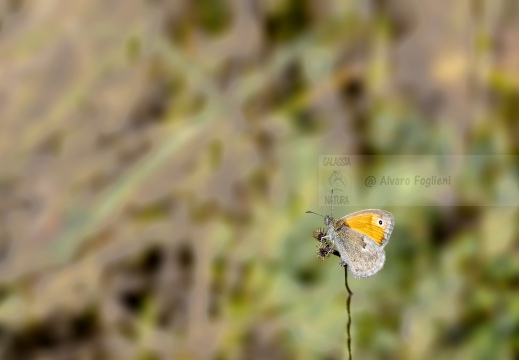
0, 0, 518, 359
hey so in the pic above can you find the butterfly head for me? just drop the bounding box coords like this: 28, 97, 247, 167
324, 215, 334, 226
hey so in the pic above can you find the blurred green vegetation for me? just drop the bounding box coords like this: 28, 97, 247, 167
0, 0, 517, 359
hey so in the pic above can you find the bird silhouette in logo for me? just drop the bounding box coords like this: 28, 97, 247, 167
328, 170, 347, 192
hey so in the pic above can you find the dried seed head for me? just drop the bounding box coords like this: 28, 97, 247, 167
317, 243, 333, 260
313, 228, 326, 241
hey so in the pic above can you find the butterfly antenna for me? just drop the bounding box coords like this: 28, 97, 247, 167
306, 211, 324, 218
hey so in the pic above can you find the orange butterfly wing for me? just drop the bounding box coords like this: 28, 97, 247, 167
336, 209, 394, 247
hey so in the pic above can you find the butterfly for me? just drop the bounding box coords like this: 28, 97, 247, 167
307, 197, 394, 278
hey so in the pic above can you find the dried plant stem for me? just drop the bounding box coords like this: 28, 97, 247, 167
344, 264, 353, 360
314, 238, 354, 359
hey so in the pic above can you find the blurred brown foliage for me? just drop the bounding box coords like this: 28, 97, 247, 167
0, 0, 517, 359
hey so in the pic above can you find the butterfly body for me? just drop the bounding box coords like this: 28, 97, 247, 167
319, 209, 394, 278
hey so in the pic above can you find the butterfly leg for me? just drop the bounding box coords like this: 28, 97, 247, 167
339, 259, 347, 267
321, 234, 335, 247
